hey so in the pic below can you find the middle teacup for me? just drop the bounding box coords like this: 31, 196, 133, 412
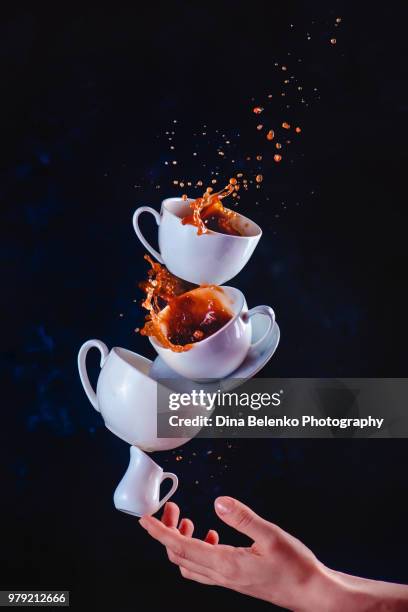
149, 286, 275, 380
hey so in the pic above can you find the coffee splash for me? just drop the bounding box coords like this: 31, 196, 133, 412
181, 178, 242, 236
139, 256, 232, 352
138, 255, 192, 352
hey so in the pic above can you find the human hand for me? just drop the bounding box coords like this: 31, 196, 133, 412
139, 496, 331, 611
139, 497, 408, 611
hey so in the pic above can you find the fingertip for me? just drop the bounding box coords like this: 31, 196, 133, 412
179, 517, 194, 537
164, 501, 179, 513
139, 515, 155, 530
161, 501, 180, 528
204, 529, 219, 545
214, 496, 234, 516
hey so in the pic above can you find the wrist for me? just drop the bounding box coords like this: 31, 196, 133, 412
292, 562, 355, 612
299, 565, 408, 612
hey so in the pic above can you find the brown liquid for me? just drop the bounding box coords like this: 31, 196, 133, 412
161, 287, 232, 346
138, 257, 232, 352
182, 180, 242, 236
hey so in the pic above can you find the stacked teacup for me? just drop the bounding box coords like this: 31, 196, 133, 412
78, 195, 278, 517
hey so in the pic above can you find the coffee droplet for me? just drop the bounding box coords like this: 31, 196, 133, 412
256, 155, 262, 160
182, 194, 188, 201
253, 106, 264, 114
330, 38, 337, 45
282, 122, 291, 129
229, 177, 237, 185
295, 126, 301, 133
276, 142, 282, 149
274, 154, 282, 162
255, 174, 263, 183
267, 130, 275, 141
256, 124, 263, 130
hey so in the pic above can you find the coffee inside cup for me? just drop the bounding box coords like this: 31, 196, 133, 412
181, 180, 242, 236
138, 255, 233, 352
158, 287, 233, 346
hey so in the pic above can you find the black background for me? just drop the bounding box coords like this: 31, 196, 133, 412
1, 2, 408, 611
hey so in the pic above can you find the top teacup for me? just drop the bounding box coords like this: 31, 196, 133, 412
133, 197, 262, 285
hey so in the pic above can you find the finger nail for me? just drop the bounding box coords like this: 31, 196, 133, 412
215, 496, 234, 515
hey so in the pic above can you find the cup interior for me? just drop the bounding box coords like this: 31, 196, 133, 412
162, 197, 261, 238
153, 286, 244, 349
113, 347, 152, 375
162, 197, 193, 218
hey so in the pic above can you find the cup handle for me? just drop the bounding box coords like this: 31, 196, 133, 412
244, 305, 276, 350
157, 472, 179, 511
77, 339, 109, 411
132, 206, 164, 263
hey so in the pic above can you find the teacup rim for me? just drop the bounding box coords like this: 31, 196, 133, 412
161, 197, 262, 239
149, 286, 245, 352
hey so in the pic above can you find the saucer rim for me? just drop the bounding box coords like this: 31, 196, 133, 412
149, 319, 280, 382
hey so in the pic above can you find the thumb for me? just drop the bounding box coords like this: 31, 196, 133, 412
214, 496, 270, 541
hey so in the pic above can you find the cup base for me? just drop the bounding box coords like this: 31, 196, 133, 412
115, 507, 144, 517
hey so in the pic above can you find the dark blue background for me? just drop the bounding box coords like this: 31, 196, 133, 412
1, 2, 407, 610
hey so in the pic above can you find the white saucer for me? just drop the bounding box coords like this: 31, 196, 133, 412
149, 314, 280, 387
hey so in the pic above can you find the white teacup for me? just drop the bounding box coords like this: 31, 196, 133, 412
149, 286, 275, 380
133, 197, 262, 285
113, 446, 178, 517
77, 339, 190, 452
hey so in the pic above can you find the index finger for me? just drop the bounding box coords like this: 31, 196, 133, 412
139, 515, 227, 570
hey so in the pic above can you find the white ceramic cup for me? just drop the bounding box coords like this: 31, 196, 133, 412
149, 286, 275, 380
77, 339, 191, 452
113, 446, 178, 517
133, 197, 262, 285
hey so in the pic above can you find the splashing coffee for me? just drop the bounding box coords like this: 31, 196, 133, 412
181, 179, 242, 236
139, 256, 233, 352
